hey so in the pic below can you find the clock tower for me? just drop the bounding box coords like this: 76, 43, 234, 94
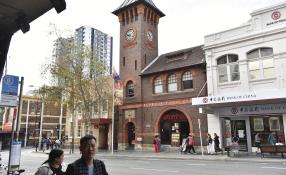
112, 0, 165, 149
112, 0, 165, 103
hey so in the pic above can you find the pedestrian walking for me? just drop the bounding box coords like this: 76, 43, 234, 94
214, 133, 221, 152
206, 133, 214, 155
184, 133, 196, 154
267, 132, 277, 145
153, 135, 160, 153
66, 135, 108, 175
34, 149, 65, 175
255, 133, 261, 153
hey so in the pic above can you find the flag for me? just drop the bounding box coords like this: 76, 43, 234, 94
112, 68, 120, 81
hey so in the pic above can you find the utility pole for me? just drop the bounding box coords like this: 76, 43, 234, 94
24, 99, 30, 147
38, 101, 44, 149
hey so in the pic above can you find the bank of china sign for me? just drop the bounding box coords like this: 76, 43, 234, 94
218, 103, 286, 116
266, 10, 286, 26
192, 89, 286, 106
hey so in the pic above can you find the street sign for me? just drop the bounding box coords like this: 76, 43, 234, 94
1, 75, 19, 96
0, 75, 19, 107
0, 95, 18, 107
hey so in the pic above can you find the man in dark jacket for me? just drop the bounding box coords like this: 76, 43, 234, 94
66, 135, 108, 175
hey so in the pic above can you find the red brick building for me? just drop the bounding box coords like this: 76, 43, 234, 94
112, 0, 207, 150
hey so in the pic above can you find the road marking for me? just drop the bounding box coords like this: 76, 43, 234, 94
131, 167, 179, 173
186, 163, 206, 166
146, 158, 160, 161
135, 161, 150, 164
261, 167, 286, 170
260, 163, 270, 165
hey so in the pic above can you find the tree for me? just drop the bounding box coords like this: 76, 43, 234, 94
42, 29, 113, 153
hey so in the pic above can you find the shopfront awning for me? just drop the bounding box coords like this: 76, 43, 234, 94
91, 118, 112, 124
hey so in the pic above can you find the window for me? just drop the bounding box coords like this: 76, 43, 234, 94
168, 74, 177, 92
135, 60, 137, 70
217, 54, 240, 83
182, 71, 193, 90
253, 118, 264, 131
154, 77, 163, 94
123, 57, 125, 66
269, 117, 280, 131
247, 47, 274, 80
126, 81, 134, 97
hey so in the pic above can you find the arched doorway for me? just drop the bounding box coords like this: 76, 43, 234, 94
160, 110, 189, 146
126, 122, 135, 148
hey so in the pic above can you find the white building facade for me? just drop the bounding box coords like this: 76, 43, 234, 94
192, 2, 286, 152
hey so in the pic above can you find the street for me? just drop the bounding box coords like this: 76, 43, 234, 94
1, 149, 286, 175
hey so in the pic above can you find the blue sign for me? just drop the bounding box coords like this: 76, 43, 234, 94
1, 75, 19, 96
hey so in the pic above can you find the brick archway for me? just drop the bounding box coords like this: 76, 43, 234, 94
154, 107, 193, 134
123, 121, 136, 147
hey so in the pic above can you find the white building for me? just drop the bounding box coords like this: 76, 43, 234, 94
192, 2, 286, 152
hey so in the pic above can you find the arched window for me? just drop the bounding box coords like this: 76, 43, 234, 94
154, 77, 163, 94
182, 71, 193, 90
126, 81, 134, 97
168, 74, 177, 92
217, 54, 240, 83
247, 47, 274, 80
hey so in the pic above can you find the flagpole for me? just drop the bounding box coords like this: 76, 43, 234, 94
111, 74, 115, 155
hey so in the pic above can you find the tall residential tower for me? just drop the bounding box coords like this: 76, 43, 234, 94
75, 26, 113, 74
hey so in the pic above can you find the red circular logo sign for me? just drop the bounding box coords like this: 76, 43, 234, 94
202, 98, 208, 103
271, 11, 281, 20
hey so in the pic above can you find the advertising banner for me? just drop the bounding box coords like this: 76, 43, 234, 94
114, 80, 123, 106
2, 107, 17, 131
0, 107, 4, 130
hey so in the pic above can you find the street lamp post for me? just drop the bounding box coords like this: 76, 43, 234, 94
24, 99, 30, 147
38, 101, 44, 150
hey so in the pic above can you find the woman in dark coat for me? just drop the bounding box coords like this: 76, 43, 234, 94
214, 133, 221, 152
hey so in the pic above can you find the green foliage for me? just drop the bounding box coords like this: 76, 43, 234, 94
42, 28, 113, 129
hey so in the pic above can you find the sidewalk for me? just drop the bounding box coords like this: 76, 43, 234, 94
33, 149, 286, 163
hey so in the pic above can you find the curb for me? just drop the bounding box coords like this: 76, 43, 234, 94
95, 153, 286, 163
31, 150, 286, 163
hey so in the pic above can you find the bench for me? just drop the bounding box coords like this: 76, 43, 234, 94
260, 145, 286, 158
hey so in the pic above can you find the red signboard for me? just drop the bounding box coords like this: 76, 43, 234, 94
162, 114, 187, 121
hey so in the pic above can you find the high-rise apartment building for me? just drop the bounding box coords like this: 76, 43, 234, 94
75, 26, 113, 74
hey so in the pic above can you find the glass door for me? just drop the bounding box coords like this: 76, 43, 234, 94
231, 120, 247, 151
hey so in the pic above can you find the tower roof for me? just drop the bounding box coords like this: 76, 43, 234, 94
112, 0, 165, 17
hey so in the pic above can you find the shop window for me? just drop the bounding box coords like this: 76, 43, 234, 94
126, 81, 135, 97
247, 47, 274, 80
253, 118, 264, 131
269, 117, 280, 131
250, 116, 285, 146
154, 76, 163, 94
167, 74, 177, 92
217, 54, 240, 83
182, 71, 193, 90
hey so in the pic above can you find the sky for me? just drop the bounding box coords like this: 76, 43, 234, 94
6, 0, 285, 93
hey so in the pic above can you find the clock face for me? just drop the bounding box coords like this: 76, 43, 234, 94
125, 29, 135, 41
147, 31, 153, 41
